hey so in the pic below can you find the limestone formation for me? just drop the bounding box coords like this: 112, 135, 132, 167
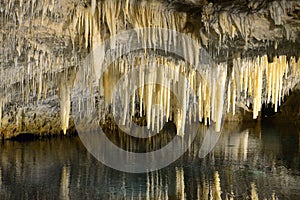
0, 0, 300, 138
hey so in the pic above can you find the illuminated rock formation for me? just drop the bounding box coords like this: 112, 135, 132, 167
0, 0, 300, 138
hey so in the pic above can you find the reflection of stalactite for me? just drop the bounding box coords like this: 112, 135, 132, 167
198, 180, 209, 200
213, 171, 222, 200
0, 167, 2, 189
146, 173, 150, 200
60, 165, 70, 200
251, 183, 259, 200
146, 171, 168, 200
176, 167, 185, 200
239, 130, 249, 161
215, 128, 250, 162
227, 190, 234, 200
272, 192, 278, 200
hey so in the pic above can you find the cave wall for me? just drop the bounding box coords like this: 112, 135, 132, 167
0, 0, 300, 138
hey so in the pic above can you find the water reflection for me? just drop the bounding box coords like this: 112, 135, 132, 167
60, 165, 70, 200
251, 182, 259, 200
0, 123, 299, 199
175, 167, 185, 200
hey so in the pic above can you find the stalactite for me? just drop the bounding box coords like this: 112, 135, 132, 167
91, 0, 96, 16
253, 57, 263, 119
227, 80, 231, 113
59, 74, 71, 135
215, 64, 227, 131
231, 71, 236, 115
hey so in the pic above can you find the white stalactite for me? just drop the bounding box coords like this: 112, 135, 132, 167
59, 76, 71, 135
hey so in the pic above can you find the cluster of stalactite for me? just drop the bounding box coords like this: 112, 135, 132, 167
0, 0, 300, 135
74, 51, 300, 135
0, 0, 77, 133
207, 1, 300, 47
228, 55, 300, 119
69, 0, 188, 49
74, 53, 227, 134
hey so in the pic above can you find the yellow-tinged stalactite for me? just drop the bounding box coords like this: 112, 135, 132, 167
266, 60, 272, 103
232, 54, 300, 120
214, 63, 227, 131
270, 60, 275, 106
70, 0, 188, 51
253, 58, 263, 119
232, 72, 236, 115
238, 59, 244, 93
274, 57, 280, 112
103, 0, 121, 37
91, 0, 96, 16
248, 62, 253, 97
227, 80, 231, 113
125, 0, 130, 16
198, 82, 203, 122
59, 77, 71, 135
242, 60, 249, 98
279, 56, 287, 106
204, 79, 211, 126
85, 10, 90, 48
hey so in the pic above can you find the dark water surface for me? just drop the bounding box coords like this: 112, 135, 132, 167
0, 123, 300, 199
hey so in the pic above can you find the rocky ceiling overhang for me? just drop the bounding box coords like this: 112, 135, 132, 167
0, 0, 300, 137
1, 0, 300, 59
